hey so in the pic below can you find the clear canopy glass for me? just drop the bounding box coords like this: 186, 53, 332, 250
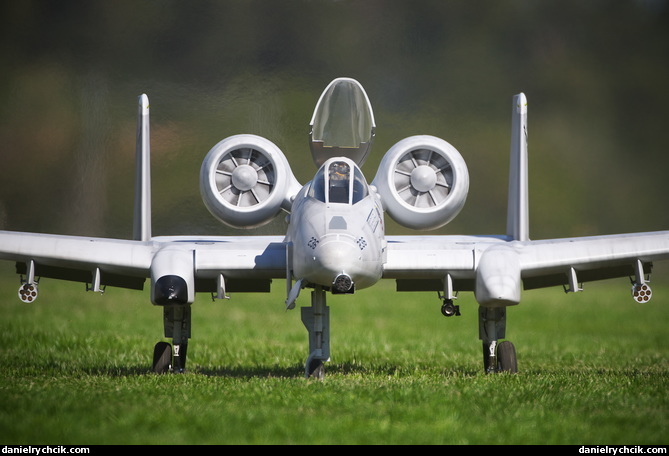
309, 160, 369, 205
309, 78, 375, 167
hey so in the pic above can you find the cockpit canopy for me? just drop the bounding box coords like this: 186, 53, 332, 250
309, 78, 376, 168
308, 159, 369, 205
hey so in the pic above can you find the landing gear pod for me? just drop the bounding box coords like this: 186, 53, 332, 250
200, 134, 300, 229
150, 248, 195, 306
372, 135, 469, 230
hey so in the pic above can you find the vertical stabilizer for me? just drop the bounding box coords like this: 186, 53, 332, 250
506, 93, 529, 241
133, 94, 152, 241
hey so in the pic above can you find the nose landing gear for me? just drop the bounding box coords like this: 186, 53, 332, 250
301, 286, 330, 379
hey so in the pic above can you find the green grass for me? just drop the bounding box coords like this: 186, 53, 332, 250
0, 262, 667, 445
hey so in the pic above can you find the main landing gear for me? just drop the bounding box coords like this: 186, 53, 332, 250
479, 306, 517, 373
441, 297, 518, 373
149, 291, 517, 376
152, 305, 191, 374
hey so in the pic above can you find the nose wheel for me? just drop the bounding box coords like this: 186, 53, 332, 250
305, 353, 325, 380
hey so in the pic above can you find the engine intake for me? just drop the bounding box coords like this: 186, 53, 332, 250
372, 135, 469, 230
200, 134, 300, 229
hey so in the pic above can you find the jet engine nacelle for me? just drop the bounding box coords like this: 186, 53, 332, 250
200, 134, 301, 229
371, 135, 469, 230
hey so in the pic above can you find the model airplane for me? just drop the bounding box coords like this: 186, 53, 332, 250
2, 78, 668, 378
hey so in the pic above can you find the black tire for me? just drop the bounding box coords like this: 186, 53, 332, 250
152, 341, 172, 374
497, 341, 518, 373
307, 358, 325, 380
482, 341, 518, 373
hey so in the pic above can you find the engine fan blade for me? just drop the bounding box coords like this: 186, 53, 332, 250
214, 148, 276, 208
393, 148, 453, 208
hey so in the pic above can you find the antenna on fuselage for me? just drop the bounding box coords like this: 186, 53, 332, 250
506, 93, 529, 242
133, 94, 152, 242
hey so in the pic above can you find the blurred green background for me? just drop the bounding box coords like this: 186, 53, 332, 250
1, 0, 667, 241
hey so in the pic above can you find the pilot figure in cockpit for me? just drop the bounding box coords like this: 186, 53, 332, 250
328, 161, 350, 203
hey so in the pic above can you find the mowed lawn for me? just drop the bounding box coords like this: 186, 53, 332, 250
0, 261, 667, 445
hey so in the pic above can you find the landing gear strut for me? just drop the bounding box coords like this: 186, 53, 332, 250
301, 286, 330, 379
152, 305, 191, 374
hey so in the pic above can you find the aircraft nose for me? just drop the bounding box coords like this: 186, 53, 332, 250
308, 237, 362, 289
314, 238, 360, 271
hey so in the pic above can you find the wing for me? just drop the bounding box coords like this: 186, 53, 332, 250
384, 234, 505, 286
0, 231, 154, 291
383, 231, 669, 304
0, 230, 286, 302
516, 231, 669, 291
155, 235, 287, 295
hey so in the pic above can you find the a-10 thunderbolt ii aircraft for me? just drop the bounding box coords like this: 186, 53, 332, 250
1, 78, 668, 378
